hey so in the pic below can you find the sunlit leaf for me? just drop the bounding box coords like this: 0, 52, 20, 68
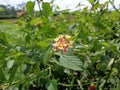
107, 58, 114, 69
7, 60, 15, 69
59, 55, 83, 71
0, 69, 6, 81
46, 79, 58, 90
88, 0, 95, 4
42, 2, 52, 17
26, 1, 35, 15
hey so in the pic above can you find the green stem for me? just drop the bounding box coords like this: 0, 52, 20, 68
77, 80, 84, 90
109, 0, 120, 13
69, 76, 75, 90
37, 0, 43, 16
58, 83, 78, 87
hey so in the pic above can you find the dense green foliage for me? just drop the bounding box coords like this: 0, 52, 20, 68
0, 0, 120, 90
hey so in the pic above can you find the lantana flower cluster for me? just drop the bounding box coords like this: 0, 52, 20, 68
17, 11, 25, 17
53, 35, 73, 54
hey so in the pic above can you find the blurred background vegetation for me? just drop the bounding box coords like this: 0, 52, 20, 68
0, 3, 25, 19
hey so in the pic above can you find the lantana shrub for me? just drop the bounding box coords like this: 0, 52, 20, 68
0, 0, 120, 90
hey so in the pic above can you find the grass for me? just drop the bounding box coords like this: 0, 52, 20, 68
0, 19, 18, 23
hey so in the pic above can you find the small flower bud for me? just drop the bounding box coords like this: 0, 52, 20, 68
65, 35, 71, 40
18, 11, 25, 17
89, 84, 95, 90
34, 22, 42, 26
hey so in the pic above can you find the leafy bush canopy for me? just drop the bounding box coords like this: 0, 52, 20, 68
0, 0, 120, 90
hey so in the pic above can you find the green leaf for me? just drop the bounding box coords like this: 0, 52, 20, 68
0, 31, 7, 45
36, 41, 48, 48
46, 79, 58, 90
0, 69, 6, 81
107, 58, 114, 69
43, 47, 53, 66
93, 22, 106, 30
30, 18, 42, 25
9, 63, 19, 82
0, 38, 6, 45
7, 86, 19, 90
25, 34, 31, 43
7, 60, 15, 69
59, 55, 83, 71
116, 79, 120, 90
39, 69, 49, 78
112, 68, 118, 74
88, 0, 95, 4
42, 2, 52, 17
26, 1, 35, 15
32, 54, 41, 63
99, 80, 106, 90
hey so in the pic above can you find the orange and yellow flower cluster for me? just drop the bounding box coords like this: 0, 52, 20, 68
53, 35, 73, 54
34, 22, 42, 26
17, 11, 26, 17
